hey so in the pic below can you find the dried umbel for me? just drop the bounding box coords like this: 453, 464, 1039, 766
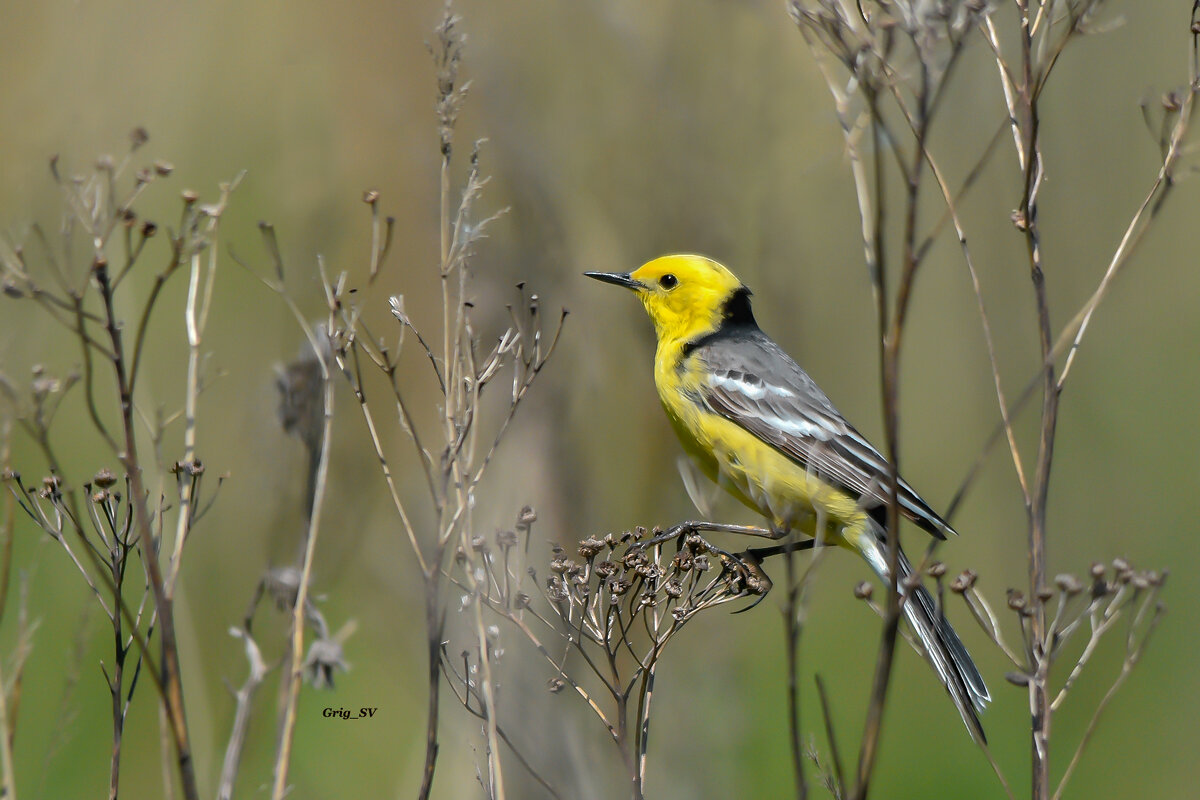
303, 637, 347, 690
544, 531, 768, 651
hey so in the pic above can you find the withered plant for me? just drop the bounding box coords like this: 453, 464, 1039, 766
778, 2, 1195, 799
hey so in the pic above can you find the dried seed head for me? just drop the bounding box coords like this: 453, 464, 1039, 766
621, 550, 646, 569
595, 560, 616, 578
454, 547, 467, 566
853, 581, 873, 600
1006, 589, 1026, 612
362, 189, 380, 204
635, 563, 664, 580
577, 537, 604, 559
39, 474, 63, 499
926, 561, 946, 578
265, 566, 302, 610
170, 459, 204, 476
470, 535, 487, 553
1055, 573, 1083, 595
495, 529, 518, 548
1036, 586, 1054, 602
516, 506, 537, 527
665, 579, 683, 598
547, 677, 565, 694
303, 637, 348, 690
1090, 562, 1106, 579
545, 577, 568, 603
609, 578, 631, 597
32, 376, 59, 398
724, 570, 745, 594
950, 569, 977, 593
93, 468, 118, 489
154, 161, 174, 177
1005, 671, 1031, 687
514, 592, 531, 609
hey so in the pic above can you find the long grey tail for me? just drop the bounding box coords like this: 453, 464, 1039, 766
860, 535, 991, 744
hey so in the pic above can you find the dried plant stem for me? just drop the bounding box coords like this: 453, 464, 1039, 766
1012, 5, 1056, 797
1052, 600, 1164, 800
882, 85, 1031, 512
157, 704, 175, 800
635, 661, 655, 792
0, 452, 15, 800
93, 253, 199, 800
1054, 36, 1196, 390
218, 629, 267, 800
814, 675, 844, 800
270, 308, 333, 800
167, 176, 240, 594
441, 656, 564, 800
784, 546, 808, 800
348, 349, 428, 573
417, 578, 443, 800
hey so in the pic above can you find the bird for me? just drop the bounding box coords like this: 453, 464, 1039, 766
585, 253, 990, 742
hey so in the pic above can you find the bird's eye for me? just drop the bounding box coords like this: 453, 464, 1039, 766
659, 274, 678, 290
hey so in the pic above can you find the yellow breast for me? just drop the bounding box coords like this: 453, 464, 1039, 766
655, 343, 868, 546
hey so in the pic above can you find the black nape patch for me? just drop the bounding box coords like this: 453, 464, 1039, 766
722, 287, 756, 327
681, 287, 761, 358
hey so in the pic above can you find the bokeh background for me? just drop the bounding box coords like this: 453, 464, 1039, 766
1, 1, 1196, 798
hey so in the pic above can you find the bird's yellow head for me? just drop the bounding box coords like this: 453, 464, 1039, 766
586, 254, 750, 344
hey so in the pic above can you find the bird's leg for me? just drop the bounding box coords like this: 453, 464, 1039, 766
741, 538, 830, 563
629, 520, 775, 551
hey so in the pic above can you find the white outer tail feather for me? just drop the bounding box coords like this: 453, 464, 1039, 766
859, 528, 990, 744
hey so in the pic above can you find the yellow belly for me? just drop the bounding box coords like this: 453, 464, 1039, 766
660, 392, 870, 550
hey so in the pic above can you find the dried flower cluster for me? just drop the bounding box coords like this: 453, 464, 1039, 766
438, 513, 772, 800
545, 528, 768, 635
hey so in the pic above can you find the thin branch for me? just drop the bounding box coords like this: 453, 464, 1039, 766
270, 303, 333, 800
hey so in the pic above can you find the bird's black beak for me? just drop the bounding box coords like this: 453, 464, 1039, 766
584, 271, 642, 290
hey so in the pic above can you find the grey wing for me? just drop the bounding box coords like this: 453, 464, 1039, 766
692, 330, 954, 539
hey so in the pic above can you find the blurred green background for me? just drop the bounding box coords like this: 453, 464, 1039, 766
1, 1, 1196, 798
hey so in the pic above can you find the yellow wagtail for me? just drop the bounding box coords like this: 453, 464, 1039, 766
586, 254, 989, 741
